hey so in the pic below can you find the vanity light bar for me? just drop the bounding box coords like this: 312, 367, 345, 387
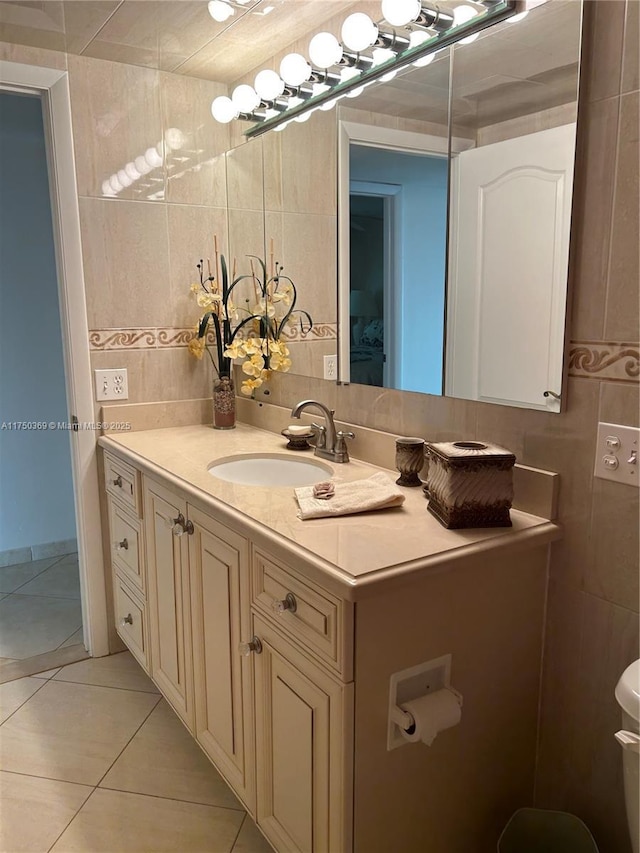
209, 0, 518, 136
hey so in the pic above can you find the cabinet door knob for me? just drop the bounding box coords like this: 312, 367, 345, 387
112, 475, 123, 488
120, 613, 133, 626
116, 538, 129, 551
172, 513, 194, 536
272, 592, 297, 615
239, 636, 263, 656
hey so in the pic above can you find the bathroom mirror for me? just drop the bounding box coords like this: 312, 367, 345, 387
248, 0, 582, 412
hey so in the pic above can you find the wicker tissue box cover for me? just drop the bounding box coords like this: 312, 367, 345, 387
425, 440, 516, 529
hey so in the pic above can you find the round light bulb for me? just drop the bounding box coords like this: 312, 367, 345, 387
279, 53, 312, 86
232, 84, 260, 112
108, 174, 123, 193
308, 32, 343, 69
117, 168, 133, 188
211, 96, 238, 124
341, 13, 378, 53
409, 30, 435, 66
165, 127, 185, 150
294, 111, 312, 123
346, 86, 365, 99
510, 10, 529, 23
124, 162, 141, 181
208, 1, 234, 22
102, 179, 116, 196
381, 0, 421, 27
144, 147, 163, 169
372, 47, 395, 67
340, 66, 361, 83
319, 97, 339, 111
135, 155, 152, 176
453, 5, 478, 25
460, 33, 479, 44
274, 121, 291, 133
254, 69, 284, 100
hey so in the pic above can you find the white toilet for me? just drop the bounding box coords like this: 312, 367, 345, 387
615, 659, 640, 853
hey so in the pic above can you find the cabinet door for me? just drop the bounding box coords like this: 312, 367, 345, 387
188, 504, 255, 812
144, 478, 193, 730
253, 616, 353, 853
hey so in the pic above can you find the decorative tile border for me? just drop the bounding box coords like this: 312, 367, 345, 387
89, 324, 337, 351
569, 341, 640, 383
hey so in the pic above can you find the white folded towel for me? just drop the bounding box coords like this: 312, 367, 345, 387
295, 471, 405, 520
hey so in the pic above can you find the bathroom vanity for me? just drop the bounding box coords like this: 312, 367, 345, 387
99, 421, 559, 853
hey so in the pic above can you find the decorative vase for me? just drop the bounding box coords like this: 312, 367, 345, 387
213, 374, 236, 430
395, 437, 426, 486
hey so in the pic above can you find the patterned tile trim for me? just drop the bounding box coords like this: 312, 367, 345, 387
569, 341, 640, 383
89, 324, 337, 351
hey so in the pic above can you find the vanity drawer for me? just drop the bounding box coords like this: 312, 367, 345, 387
104, 452, 141, 517
251, 548, 351, 679
108, 498, 145, 595
114, 575, 149, 673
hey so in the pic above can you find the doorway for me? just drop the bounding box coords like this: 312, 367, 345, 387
0, 59, 109, 677
0, 91, 83, 668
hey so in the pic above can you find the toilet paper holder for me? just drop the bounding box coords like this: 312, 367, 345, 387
387, 653, 463, 750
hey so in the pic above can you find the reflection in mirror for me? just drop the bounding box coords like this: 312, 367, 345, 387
335, 0, 583, 412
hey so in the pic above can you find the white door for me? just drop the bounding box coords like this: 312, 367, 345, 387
446, 123, 576, 412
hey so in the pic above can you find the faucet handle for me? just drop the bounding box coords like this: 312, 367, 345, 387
335, 430, 355, 461
310, 422, 326, 448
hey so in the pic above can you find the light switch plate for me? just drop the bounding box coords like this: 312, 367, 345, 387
94, 369, 129, 402
594, 422, 639, 487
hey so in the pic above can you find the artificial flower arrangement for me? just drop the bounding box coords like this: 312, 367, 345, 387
188, 239, 313, 399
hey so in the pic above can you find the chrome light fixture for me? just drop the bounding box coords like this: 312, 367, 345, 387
210, 0, 520, 136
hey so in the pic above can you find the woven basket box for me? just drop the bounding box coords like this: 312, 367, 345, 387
425, 440, 516, 529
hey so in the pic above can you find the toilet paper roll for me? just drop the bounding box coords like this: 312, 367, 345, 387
400, 688, 462, 746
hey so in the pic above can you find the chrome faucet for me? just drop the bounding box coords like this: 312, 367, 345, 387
290, 399, 354, 463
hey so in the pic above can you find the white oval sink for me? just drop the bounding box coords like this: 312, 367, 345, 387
208, 453, 333, 487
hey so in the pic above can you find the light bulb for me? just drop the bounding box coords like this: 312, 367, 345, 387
208, 0, 234, 22
211, 96, 238, 124
340, 66, 361, 83
117, 168, 133, 188
312, 82, 330, 97
255, 69, 284, 100
144, 147, 163, 169
453, 5, 478, 25
124, 162, 141, 181
319, 98, 339, 111
409, 30, 435, 66
341, 13, 378, 52
510, 10, 529, 23
459, 33, 479, 44
309, 32, 343, 69
165, 127, 185, 150
279, 53, 312, 86
102, 179, 116, 196
372, 47, 395, 67
294, 111, 312, 123
346, 86, 365, 99
274, 121, 291, 132
232, 84, 260, 112
381, 0, 421, 27
135, 155, 152, 176
108, 175, 123, 193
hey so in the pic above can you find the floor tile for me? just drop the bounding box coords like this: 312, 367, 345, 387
59, 627, 84, 648
31, 667, 61, 680
52, 650, 159, 694
0, 680, 159, 785
50, 788, 245, 852
31, 541, 77, 560
0, 594, 82, 659
101, 699, 242, 809
0, 676, 44, 723
17, 558, 81, 599
0, 656, 18, 666
0, 771, 92, 853
0, 557, 60, 594
232, 815, 273, 853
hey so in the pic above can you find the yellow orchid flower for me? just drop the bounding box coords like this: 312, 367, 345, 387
241, 378, 263, 396
188, 337, 206, 360
242, 359, 262, 377
197, 292, 221, 310
223, 340, 245, 359
190, 283, 200, 293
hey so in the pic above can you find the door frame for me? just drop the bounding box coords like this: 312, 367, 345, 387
0, 60, 108, 656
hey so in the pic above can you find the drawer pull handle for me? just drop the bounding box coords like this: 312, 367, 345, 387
112, 475, 123, 488
171, 514, 194, 536
272, 592, 297, 615
120, 613, 133, 626
239, 636, 263, 656
116, 538, 129, 551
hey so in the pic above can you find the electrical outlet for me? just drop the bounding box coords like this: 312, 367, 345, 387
94, 369, 129, 402
594, 422, 639, 486
323, 354, 337, 380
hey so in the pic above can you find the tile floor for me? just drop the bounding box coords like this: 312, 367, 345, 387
0, 651, 273, 853
0, 554, 83, 661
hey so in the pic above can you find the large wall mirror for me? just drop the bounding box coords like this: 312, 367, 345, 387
225, 0, 583, 413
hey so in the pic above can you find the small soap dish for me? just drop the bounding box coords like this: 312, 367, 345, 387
281, 428, 314, 450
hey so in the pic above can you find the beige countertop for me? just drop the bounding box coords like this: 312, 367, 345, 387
99, 423, 560, 598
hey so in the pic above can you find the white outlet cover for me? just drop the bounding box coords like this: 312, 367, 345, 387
94, 368, 129, 402
594, 422, 639, 487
